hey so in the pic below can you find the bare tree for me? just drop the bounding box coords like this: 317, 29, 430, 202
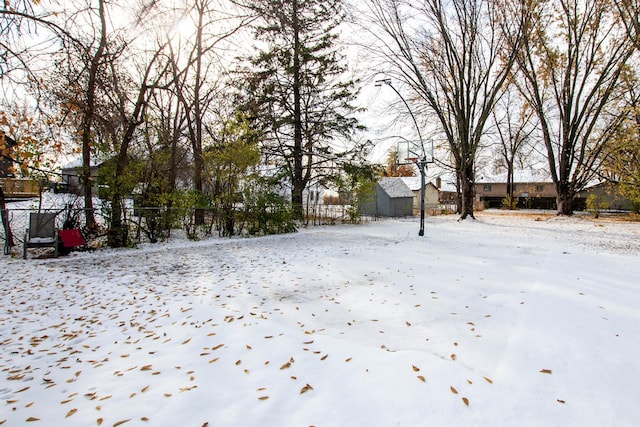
361, 0, 525, 219
617, 0, 640, 49
490, 86, 537, 208
104, 43, 172, 247
44, 1, 180, 245
512, 0, 636, 215
76, 0, 109, 231
0, 0, 73, 102
165, 0, 249, 225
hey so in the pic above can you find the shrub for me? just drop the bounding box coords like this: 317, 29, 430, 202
586, 194, 609, 218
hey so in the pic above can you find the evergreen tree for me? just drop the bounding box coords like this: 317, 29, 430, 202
237, 0, 363, 220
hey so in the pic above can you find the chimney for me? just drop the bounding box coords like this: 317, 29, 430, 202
436, 176, 441, 188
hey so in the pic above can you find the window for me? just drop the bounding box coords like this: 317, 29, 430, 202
483, 184, 492, 192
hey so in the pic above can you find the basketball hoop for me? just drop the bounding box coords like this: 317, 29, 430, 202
404, 157, 418, 163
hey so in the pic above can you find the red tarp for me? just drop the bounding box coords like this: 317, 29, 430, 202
58, 229, 85, 248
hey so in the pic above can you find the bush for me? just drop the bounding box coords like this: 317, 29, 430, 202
501, 195, 518, 210
586, 194, 609, 218
245, 190, 297, 235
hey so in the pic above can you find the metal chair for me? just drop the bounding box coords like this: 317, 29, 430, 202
23, 212, 58, 259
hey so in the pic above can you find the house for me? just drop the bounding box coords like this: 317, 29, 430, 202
59, 159, 104, 196
1, 134, 17, 178
0, 134, 41, 199
0, 178, 41, 199
360, 177, 414, 217
475, 181, 557, 209
400, 176, 441, 213
575, 182, 636, 212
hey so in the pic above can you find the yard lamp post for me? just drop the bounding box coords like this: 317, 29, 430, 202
375, 78, 429, 236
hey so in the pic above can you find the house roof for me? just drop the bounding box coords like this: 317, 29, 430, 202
379, 177, 415, 198
400, 176, 439, 192
400, 176, 422, 191
477, 168, 551, 183
60, 157, 107, 172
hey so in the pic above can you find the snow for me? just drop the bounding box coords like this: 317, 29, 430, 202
2, 211, 640, 426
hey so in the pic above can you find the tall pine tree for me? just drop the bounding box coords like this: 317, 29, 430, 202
238, 0, 362, 219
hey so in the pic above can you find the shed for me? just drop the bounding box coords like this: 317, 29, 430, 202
400, 177, 441, 212
59, 159, 103, 196
360, 177, 414, 217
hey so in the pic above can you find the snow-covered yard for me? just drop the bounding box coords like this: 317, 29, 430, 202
1, 211, 640, 426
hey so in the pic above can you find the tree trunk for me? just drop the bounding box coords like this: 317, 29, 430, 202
291, 181, 304, 220
108, 193, 128, 247
556, 185, 574, 216
459, 163, 475, 220
0, 187, 14, 254
108, 147, 131, 247
81, 138, 97, 231
291, 0, 304, 221
506, 155, 515, 209
193, 150, 205, 226
79, 0, 108, 233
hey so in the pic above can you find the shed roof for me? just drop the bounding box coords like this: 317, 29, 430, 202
400, 176, 441, 192
379, 177, 414, 198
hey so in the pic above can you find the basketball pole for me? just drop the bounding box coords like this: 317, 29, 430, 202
375, 79, 427, 236
419, 158, 426, 236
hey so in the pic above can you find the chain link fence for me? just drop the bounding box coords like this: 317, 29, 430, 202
1, 197, 363, 256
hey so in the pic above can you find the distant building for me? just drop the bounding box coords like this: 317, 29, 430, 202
360, 177, 414, 217
0, 134, 17, 178
0, 134, 41, 199
400, 176, 440, 213
59, 159, 103, 196
575, 182, 636, 212
475, 181, 556, 209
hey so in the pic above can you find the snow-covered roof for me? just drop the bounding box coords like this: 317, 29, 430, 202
378, 177, 414, 198
60, 157, 105, 170
400, 176, 442, 192
399, 176, 422, 191
477, 168, 551, 183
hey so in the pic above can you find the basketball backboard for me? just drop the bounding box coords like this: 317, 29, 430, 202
397, 139, 434, 165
